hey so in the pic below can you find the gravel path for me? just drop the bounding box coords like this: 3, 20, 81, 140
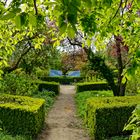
37, 85, 90, 140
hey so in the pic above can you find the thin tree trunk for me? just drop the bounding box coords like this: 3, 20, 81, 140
115, 35, 125, 96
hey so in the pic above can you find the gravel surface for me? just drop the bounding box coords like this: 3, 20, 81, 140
37, 85, 90, 140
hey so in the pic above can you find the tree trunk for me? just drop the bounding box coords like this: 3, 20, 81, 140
115, 35, 125, 96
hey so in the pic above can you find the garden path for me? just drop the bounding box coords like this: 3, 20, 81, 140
37, 85, 90, 140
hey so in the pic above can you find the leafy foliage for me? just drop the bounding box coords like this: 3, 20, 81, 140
124, 105, 140, 140
7, 42, 62, 75
1, 0, 140, 139
0, 0, 140, 78
87, 51, 118, 95
0, 71, 38, 96
125, 70, 140, 95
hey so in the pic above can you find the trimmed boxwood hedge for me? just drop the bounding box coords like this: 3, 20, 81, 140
75, 90, 113, 118
76, 82, 110, 92
0, 94, 45, 136
40, 76, 84, 84
34, 81, 60, 95
85, 96, 140, 140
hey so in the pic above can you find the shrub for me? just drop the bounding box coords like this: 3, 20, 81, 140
76, 82, 110, 92
35, 68, 49, 78
34, 81, 60, 95
40, 76, 84, 84
85, 96, 140, 140
32, 90, 56, 112
75, 90, 113, 118
0, 72, 38, 96
0, 94, 45, 136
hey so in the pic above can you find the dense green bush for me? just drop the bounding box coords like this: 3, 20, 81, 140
40, 76, 84, 84
85, 96, 140, 140
35, 68, 49, 78
75, 90, 113, 118
34, 81, 60, 95
76, 82, 110, 92
0, 72, 37, 96
33, 90, 56, 112
0, 94, 45, 136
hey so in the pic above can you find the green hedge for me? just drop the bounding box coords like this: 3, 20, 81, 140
34, 81, 60, 95
75, 90, 113, 118
0, 94, 45, 136
76, 82, 110, 92
40, 76, 84, 84
85, 96, 140, 140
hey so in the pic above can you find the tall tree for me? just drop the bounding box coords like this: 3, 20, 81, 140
1, 0, 140, 96
61, 48, 87, 75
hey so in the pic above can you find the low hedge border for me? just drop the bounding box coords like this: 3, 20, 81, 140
0, 94, 45, 136
76, 82, 110, 93
75, 90, 113, 118
34, 81, 60, 95
85, 96, 140, 140
39, 76, 85, 84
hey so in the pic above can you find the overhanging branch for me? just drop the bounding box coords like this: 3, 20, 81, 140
33, 0, 38, 15
109, 0, 123, 24
4, 41, 33, 73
